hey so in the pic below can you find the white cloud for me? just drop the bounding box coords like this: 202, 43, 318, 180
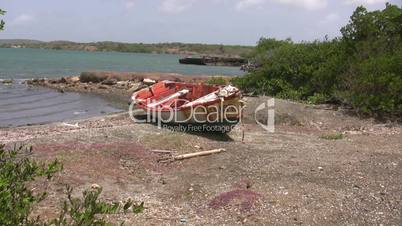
125, 0, 136, 9
235, 0, 328, 11
319, 13, 340, 24
344, 0, 388, 5
236, 0, 266, 10
10, 14, 35, 26
272, 0, 328, 10
159, 0, 197, 14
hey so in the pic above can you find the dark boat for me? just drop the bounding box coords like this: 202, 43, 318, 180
179, 56, 247, 66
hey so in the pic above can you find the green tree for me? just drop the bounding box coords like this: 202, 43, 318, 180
341, 3, 402, 56
233, 3, 402, 117
0, 9, 5, 30
339, 3, 402, 116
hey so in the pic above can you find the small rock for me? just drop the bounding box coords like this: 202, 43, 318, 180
70, 76, 80, 83
48, 79, 58, 84
1, 79, 13, 84
143, 78, 156, 85
159, 177, 167, 185
117, 81, 128, 86
102, 79, 117, 86
194, 145, 201, 149
98, 85, 108, 89
59, 77, 68, 83
128, 83, 145, 93
91, 184, 101, 189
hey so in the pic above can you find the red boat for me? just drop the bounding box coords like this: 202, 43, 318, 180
131, 81, 242, 131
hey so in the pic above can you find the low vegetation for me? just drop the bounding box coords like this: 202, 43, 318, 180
320, 133, 344, 140
0, 144, 143, 225
205, 76, 228, 85
233, 3, 402, 119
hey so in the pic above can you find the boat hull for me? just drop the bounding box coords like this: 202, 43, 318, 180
131, 81, 243, 132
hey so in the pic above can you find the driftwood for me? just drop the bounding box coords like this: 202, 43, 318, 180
240, 100, 247, 143
173, 149, 226, 160
151, 150, 173, 154
158, 148, 226, 163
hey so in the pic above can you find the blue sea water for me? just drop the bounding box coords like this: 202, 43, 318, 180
0, 48, 242, 79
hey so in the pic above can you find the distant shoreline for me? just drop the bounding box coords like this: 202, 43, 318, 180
0, 39, 254, 58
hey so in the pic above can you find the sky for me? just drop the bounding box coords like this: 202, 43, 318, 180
0, 0, 401, 45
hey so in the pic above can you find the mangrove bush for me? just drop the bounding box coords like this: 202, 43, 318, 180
233, 3, 402, 118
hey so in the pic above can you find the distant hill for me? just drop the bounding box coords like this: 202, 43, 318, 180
0, 39, 44, 44
0, 39, 254, 58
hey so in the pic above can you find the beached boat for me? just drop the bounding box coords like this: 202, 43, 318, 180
131, 81, 242, 132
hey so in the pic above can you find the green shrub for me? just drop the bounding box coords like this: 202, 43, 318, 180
339, 3, 402, 117
307, 93, 329, 104
51, 186, 144, 225
205, 76, 227, 85
0, 144, 143, 225
320, 133, 344, 140
0, 144, 62, 225
342, 51, 402, 116
233, 40, 345, 99
233, 3, 402, 118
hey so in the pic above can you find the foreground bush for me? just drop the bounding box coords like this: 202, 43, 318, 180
0, 144, 143, 225
50, 186, 144, 225
234, 3, 402, 118
0, 145, 62, 225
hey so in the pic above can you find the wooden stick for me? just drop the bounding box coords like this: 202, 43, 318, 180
241, 101, 246, 143
174, 149, 226, 160
151, 150, 172, 154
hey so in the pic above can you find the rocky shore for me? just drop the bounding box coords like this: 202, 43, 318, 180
25, 71, 232, 108
1, 71, 401, 225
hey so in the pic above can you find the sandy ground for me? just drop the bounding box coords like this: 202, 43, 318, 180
1, 93, 401, 225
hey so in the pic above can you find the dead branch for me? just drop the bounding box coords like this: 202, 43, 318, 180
173, 148, 226, 161
151, 150, 173, 154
